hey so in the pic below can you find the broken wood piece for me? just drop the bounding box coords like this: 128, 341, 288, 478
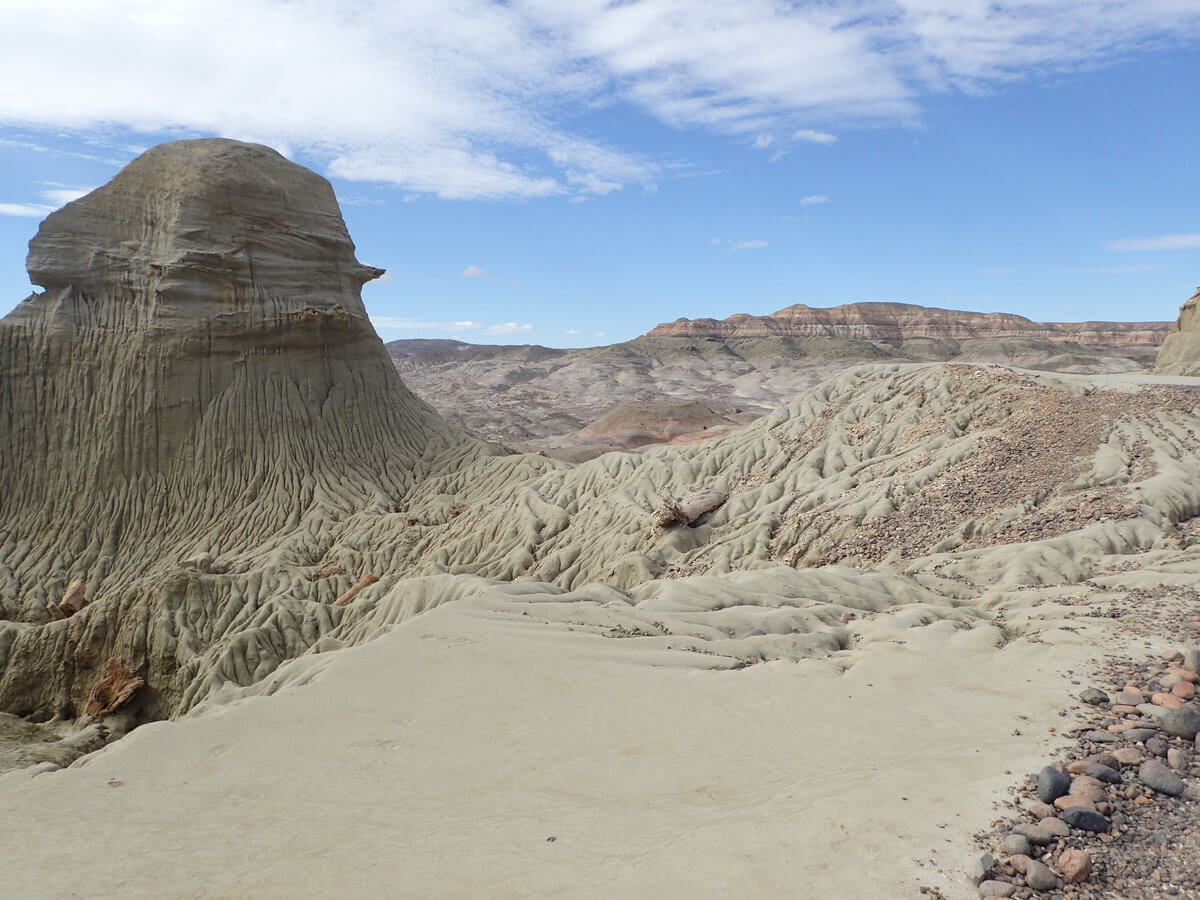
83, 658, 144, 717
652, 487, 727, 527
333, 573, 380, 607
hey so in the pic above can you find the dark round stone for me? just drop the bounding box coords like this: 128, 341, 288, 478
1062, 807, 1110, 833
1085, 763, 1122, 784
1037, 765, 1071, 802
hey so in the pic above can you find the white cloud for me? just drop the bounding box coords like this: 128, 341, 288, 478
564, 329, 582, 335
0, 202, 53, 217
460, 265, 491, 279
0, 184, 96, 217
594, 331, 606, 337
793, 129, 838, 144
1107, 233, 1200, 252
799, 195, 829, 206
39, 186, 93, 205
482, 322, 534, 335
979, 268, 1013, 275
1062, 264, 1157, 274
711, 238, 769, 252
371, 317, 482, 331
2, 2, 1199, 199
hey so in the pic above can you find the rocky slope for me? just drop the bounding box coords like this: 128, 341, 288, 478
1154, 287, 1200, 376
3, 139, 1200, 899
647, 301, 1172, 345
386, 306, 1166, 451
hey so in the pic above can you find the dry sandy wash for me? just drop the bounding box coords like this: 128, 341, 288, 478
1, 140, 1199, 898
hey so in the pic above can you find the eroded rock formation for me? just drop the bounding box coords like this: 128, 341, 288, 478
1153, 287, 1200, 376
0, 139, 502, 721
2, 139, 1198, 773
646, 301, 1172, 345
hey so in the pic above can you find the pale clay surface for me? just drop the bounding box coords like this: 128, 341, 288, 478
1, 139, 1199, 898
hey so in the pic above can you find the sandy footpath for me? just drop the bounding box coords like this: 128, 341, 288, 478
0, 586, 1118, 899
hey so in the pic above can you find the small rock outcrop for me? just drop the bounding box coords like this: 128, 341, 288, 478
1152, 287, 1200, 376
46, 579, 87, 620
652, 487, 727, 527
83, 658, 144, 717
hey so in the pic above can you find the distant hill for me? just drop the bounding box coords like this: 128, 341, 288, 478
384, 301, 1170, 454
646, 301, 1171, 345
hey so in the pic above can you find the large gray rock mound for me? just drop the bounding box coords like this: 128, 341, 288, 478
1153, 288, 1200, 376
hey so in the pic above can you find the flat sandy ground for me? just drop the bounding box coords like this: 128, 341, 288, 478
0, 584, 1128, 899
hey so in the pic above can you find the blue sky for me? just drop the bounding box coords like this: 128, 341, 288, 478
1, 1, 1198, 347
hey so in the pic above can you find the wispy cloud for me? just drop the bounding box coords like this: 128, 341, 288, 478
1061, 264, 1157, 274
39, 186, 92, 205
0, 184, 96, 217
1107, 233, 1200, 252
799, 195, 829, 206
793, 129, 837, 144
0, 202, 53, 217
979, 268, 1013, 275
460, 264, 520, 286
2, 2, 1198, 200
482, 322, 533, 335
371, 317, 485, 331
712, 238, 768, 253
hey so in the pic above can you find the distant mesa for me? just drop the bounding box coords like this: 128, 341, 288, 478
644, 301, 1172, 347
1152, 287, 1200, 376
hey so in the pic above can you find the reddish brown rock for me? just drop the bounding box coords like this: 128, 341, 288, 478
1152, 692, 1186, 711
1172, 680, 1195, 700
83, 658, 144, 716
1112, 748, 1145, 766
1058, 849, 1091, 884
46, 579, 88, 620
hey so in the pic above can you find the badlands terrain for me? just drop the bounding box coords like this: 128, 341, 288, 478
388, 303, 1170, 457
1, 139, 1199, 899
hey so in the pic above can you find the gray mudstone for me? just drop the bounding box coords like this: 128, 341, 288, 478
1168, 748, 1187, 772
1125, 728, 1158, 743
1146, 737, 1169, 757
1013, 822, 1053, 846
1061, 807, 1110, 832
1039, 816, 1070, 838
1139, 759, 1185, 796
1079, 688, 1109, 706
1184, 649, 1200, 672
1025, 859, 1059, 891
1083, 730, 1118, 743
1085, 763, 1122, 784
968, 851, 995, 885
1036, 766, 1071, 802
1160, 708, 1200, 740
1138, 703, 1168, 720
978, 881, 1016, 898
1002, 833, 1033, 856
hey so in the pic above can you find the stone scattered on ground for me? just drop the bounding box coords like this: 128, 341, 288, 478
961, 635, 1200, 899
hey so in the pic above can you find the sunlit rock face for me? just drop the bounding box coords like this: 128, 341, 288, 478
1153, 288, 1200, 376
0, 139, 480, 717
646, 301, 1172, 346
